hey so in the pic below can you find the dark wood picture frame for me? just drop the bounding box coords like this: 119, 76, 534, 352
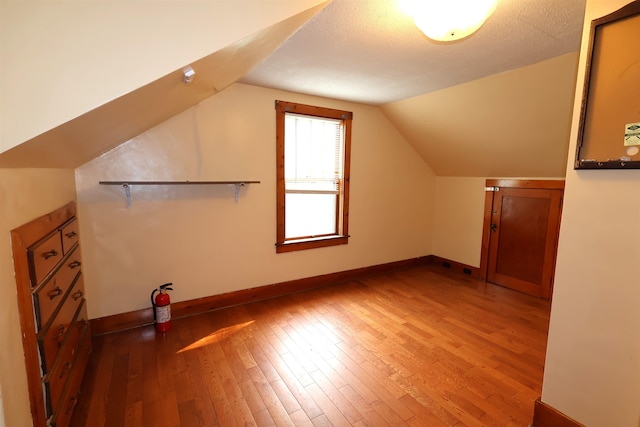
575, 0, 640, 169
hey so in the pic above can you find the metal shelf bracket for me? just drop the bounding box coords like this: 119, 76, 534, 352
123, 183, 131, 208
233, 183, 245, 203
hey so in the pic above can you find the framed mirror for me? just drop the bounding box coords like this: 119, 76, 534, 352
575, 0, 640, 169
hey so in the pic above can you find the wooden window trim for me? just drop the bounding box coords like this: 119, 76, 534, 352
275, 100, 352, 253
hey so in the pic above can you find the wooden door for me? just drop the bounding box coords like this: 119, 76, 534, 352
481, 180, 564, 300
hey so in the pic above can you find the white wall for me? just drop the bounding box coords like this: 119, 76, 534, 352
75, 83, 437, 319
432, 177, 486, 267
0, 0, 325, 154
542, 1, 640, 426
381, 53, 578, 177
0, 169, 76, 427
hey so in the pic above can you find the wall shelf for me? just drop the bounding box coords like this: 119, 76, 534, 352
99, 180, 260, 207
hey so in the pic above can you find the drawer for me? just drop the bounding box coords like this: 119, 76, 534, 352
38, 274, 85, 374
52, 388, 78, 427
52, 329, 92, 427
28, 231, 63, 287
34, 246, 82, 331
45, 300, 88, 414
60, 219, 79, 255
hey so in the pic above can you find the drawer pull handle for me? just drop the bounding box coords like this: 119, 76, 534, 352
54, 325, 66, 342
47, 287, 63, 299
69, 260, 81, 269
65, 395, 78, 414
65, 231, 77, 238
72, 290, 83, 300
59, 361, 72, 378
42, 249, 58, 260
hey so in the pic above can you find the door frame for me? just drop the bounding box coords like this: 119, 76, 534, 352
479, 179, 565, 284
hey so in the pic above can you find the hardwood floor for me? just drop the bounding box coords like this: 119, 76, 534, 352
70, 265, 550, 427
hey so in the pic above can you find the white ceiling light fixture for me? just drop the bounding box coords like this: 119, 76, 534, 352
410, 0, 498, 42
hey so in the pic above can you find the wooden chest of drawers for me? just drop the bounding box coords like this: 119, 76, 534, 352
11, 202, 92, 427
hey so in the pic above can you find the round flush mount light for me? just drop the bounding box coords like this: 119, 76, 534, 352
410, 0, 498, 42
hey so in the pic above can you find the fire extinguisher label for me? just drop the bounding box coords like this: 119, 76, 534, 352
156, 305, 171, 323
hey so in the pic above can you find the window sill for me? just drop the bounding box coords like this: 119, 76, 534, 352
276, 235, 348, 253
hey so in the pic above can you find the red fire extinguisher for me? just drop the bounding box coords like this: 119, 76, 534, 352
151, 283, 173, 333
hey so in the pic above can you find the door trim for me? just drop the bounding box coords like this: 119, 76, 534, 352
479, 179, 565, 282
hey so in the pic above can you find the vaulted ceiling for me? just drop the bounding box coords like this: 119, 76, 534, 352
0, 0, 586, 176
0, 1, 328, 168
242, 0, 585, 105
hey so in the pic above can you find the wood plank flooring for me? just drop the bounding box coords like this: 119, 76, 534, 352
70, 265, 550, 426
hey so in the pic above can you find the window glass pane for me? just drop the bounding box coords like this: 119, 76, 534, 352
285, 114, 343, 192
285, 193, 336, 239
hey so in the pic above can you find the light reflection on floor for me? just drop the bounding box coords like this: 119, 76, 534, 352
279, 316, 342, 369
177, 320, 255, 353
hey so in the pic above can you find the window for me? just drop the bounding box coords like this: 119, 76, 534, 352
275, 100, 352, 253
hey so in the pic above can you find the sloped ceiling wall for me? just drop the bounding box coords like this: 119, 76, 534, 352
380, 52, 580, 177
0, 0, 579, 177
0, 0, 327, 167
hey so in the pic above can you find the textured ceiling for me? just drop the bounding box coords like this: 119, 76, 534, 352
241, 0, 586, 105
